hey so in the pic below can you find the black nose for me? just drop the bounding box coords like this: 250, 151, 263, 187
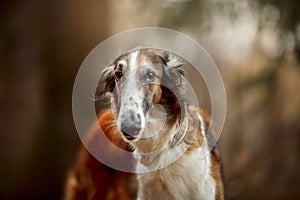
119, 109, 142, 139
121, 123, 141, 140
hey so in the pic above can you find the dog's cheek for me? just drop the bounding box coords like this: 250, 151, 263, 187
152, 85, 162, 104
112, 88, 121, 113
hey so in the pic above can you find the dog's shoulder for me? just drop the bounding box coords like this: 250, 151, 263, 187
64, 109, 136, 200
198, 108, 225, 200
184, 106, 225, 199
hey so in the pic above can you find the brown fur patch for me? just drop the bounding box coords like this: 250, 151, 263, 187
64, 110, 136, 200
210, 147, 225, 200
152, 84, 162, 104
95, 110, 131, 151
184, 107, 204, 152
139, 49, 166, 65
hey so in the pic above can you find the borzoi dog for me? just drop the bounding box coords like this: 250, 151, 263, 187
66, 48, 225, 200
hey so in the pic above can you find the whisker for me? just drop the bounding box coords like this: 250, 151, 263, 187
101, 119, 117, 125
102, 123, 118, 132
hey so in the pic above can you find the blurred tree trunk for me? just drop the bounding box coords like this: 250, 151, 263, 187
0, 0, 110, 199
0, 0, 44, 198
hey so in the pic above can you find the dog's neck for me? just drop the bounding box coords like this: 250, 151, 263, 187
132, 104, 207, 171
134, 106, 216, 200
137, 112, 189, 166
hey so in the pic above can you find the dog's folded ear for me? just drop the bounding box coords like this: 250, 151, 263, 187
102, 65, 116, 93
158, 50, 188, 108
95, 65, 115, 96
95, 65, 115, 113
162, 51, 185, 76
161, 51, 186, 93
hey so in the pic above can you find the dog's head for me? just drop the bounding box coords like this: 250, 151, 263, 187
96, 48, 186, 143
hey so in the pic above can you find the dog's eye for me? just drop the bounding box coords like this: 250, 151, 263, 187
145, 71, 156, 82
115, 70, 123, 80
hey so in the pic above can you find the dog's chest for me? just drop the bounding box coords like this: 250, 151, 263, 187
137, 149, 216, 200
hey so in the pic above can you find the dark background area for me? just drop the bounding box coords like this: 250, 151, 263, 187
1, 0, 299, 199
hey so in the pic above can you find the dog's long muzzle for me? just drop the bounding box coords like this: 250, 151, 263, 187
120, 110, 141, 139
118, 96, 143, 140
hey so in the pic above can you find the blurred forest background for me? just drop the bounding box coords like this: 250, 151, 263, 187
1, 0, 300, 199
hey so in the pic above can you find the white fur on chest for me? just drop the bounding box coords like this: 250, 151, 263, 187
136, 148, 216, 200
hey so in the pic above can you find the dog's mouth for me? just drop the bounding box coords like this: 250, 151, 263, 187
121, 131, 136, 140
120, 125, 141, 140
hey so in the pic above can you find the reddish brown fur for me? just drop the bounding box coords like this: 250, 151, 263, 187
65, 110, 136, 200
210, 147, 225, 200
184, 107, 205, 151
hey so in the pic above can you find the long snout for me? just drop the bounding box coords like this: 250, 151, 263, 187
120, 109, 141, 139
118, 96, 144, 140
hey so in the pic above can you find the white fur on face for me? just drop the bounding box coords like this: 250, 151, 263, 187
117, 51, 146, 132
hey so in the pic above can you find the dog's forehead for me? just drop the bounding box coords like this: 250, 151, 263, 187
138, 49, 166, 66
115, 49, 166, 70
